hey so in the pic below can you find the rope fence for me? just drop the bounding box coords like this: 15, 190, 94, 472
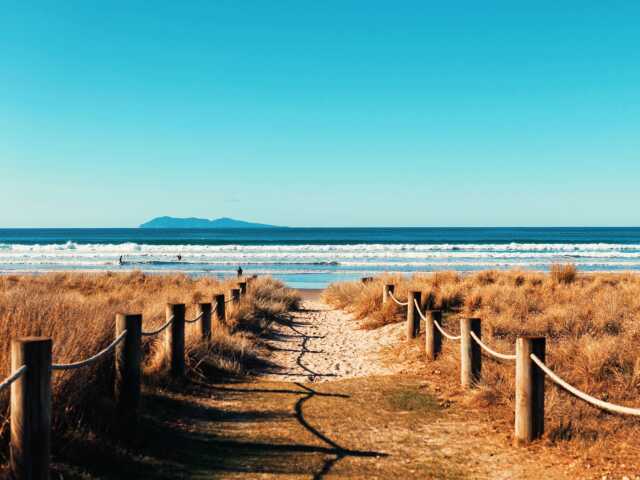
185, 311, 205, 324
378, 279, 640, 446
1, 276, 256, 479
51, 330, 128, 371
530, 354, 640, 416
433, 319, 461, 341
0, 365, 27, 393
141, 315, 175, 337
388, 291, 408, 306
469, 331, 515, 361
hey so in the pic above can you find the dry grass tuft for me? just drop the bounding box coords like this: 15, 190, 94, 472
324, 269, 640, 445
0, 272, 299, 460
550, 263, 578, 284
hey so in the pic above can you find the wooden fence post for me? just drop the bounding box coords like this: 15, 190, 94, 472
197, 303, 212, 342
382, 284, 394, 305
515, 336, 546, 445
406, 290, 422, 340
214, 293, 226, 326
238, 281, 247, 295
165, 304, 185, 377
425, 310, 442, 361
115, 314, 142, 435
230, 288, 241, 305
460, 318, 482, 388
10, 337, 52, 480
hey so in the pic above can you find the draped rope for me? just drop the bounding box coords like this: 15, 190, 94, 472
413, 298, 427, 321
433, 319, 461, 341
51, 330, 127, 371
0, 365, 27, 392
388, 291, 408, 306
185, 311, 205, 324
141, 315, 175, 337
530, 354, 640, 416
469, 331, 516, 361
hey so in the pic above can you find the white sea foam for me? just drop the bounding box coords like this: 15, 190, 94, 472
1, 242, 640, 273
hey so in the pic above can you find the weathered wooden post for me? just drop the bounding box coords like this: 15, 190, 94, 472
230, 288, 241, 305
406, 290, 422, 340
460, 318, 482, 388
11, 337, 52, 480
115, 314, 142, 435
238, 281, 247, 295
165, 304, 185, 377
197, 303, 212, 342
382, 283, 394, 305
515, 336, 546, 445
425, 310, 442, 361
214, 293, 226, 326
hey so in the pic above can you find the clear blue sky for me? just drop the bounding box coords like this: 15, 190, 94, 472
1, 1, 639, 227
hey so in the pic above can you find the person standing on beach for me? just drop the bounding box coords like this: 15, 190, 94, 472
237, 266, 243, 277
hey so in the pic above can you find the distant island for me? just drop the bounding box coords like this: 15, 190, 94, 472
139, 216, 284, 229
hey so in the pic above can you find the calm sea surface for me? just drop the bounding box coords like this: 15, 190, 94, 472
1, 228, 640, 288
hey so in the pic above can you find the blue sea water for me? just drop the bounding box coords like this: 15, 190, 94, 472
1, 227, 639, 289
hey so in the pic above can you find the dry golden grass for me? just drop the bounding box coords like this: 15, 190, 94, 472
323, 267, 640, 448
0, 272, 299, 460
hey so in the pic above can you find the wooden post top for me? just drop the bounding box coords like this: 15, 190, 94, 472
13, 337, 52, 345
116, 313, 142, 319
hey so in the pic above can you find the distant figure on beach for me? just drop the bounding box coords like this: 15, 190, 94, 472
177, 254, 182, 261
237, 266, 243, 277
118, 255, 124, 265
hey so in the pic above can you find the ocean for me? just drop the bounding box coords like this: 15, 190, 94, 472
1, 227, 640, 289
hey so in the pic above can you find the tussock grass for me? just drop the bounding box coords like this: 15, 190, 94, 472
324, 266, 640, 445
0, 272, 299, 461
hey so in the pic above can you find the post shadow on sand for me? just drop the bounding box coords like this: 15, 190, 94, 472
56, 305, 387, 478
183, 304, 386, 478
266, 306, 388, 478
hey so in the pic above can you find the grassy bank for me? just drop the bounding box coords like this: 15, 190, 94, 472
323, 268, 640, 451
0, 272, 299, 465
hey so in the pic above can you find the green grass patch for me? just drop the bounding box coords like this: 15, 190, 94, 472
385, 388, 440, 414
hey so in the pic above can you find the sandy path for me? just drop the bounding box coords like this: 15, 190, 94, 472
261, 300, 407, 382
251, 299, 574, 480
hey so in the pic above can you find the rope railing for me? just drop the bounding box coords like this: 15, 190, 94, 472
412, 297, 461, 340
51, 330, 128, 371
141, 315, 175, 337
530, 354, 640, 416
184, 311, 205, 324
0, 365, 27, 392
413, 298, 427, 321
2, 293, 232, 478
469, 331, 516, 361
388, 291, 408, 306
433, 319, 461, 341
379, 279, 640, 445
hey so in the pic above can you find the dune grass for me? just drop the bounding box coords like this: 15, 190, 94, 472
0, 272, 299, 463
323, 267, 640, 446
